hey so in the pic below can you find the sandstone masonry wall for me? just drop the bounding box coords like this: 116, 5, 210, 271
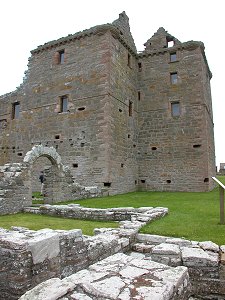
0, 12, 215, 193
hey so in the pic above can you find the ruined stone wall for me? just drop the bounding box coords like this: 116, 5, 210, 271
106, 34, 139, 195
0, 30, 112, 191
137, 40, 215, 191
0, 12, 215, 193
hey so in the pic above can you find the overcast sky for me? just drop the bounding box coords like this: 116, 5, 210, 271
0, 0, 224, 167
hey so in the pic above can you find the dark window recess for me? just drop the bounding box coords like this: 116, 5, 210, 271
152, 146, 157, 150
69, 138, 72, 141
73, 163, 78, 168
12, 102, 20, 119
70, 143, 74, 146
138, 91, 141, 101
129, 101, 133, 116
77, 107, 85, 111
141, 180, 146, 183
81, 143, 85, 147
170, 52, 177, 62
55, 135, 60, 139
135, 180, 137, 185
128, 134, 131, 138
193, 144, 201, 148
60, 95, 68, 113
104, 182, 111, 187
133, 144, 136, 148
138, 62, 142, 72
121, 163, 124, 168
17, 152, 23, 156
60, 140, 63, 143
58, 49, 65, 64
170, 72, 178, 84
119, 108, 122, 112
204, 178, 209, 182
171, 102, 180, 117
128, 53, 131, 67
166, 180, 171, 183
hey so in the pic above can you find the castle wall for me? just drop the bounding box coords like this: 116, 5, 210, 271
137, 45, 215, 191
0, 13, 216, 194
0, 32, 113, 190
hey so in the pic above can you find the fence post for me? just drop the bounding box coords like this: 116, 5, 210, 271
212, 177, 225, 225
220, 186, 224, 225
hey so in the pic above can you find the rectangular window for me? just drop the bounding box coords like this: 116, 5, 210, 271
170, 52, 177, 62
171, 102, 180, 117
167, 39, 174, 48
138, 62, 142, 72
138, 91, 141, 101
128, 53, 131, 68
59, 50, 65, 64
60, 95, 68, 112
12, 102, 20, 119
129, 101, 133, 116
170, 72, 178, 84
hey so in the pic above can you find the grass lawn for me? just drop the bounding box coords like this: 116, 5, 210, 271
59, 176, 225, 245
0, 213, 118, 236
1, 177, 225, 244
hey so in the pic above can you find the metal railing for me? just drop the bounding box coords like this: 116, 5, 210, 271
212, 177, 225, 224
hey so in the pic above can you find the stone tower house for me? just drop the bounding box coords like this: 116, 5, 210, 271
0, 12, 215, 194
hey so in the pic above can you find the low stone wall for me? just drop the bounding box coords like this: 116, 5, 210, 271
19, 253, 191, 300
24, 204, 168, 223
133, 233, 225, 298
0, 227, 132, 300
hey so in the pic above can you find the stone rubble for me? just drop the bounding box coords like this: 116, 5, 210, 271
19, 253, 191, 300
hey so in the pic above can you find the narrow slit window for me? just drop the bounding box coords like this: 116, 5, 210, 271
170, 52, 177, 62
12, 102, 20, 119
138, 62, 142, 72
170, 72, 178, 84
128, 53, 131, 67
60, 95, 68, 113
138, 91, 141, 101
59, 49, 65, 64
129, 101, 133, 116
171, 102, 180, 117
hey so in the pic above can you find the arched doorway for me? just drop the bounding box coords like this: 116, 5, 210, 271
24, 145, 66, 204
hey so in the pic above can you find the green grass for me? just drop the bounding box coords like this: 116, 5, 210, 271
0, 213, 118, 236
57, 176, 225, 245
2, 176, 225, 244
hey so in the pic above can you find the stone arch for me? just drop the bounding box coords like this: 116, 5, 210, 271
23, 145, 71, 204
23, 145, 63, 168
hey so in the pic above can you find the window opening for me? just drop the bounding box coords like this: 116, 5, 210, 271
166, 180, 171, 183
60, 95, 68, 112
77, 107, 85, 111
138, 62, 142, 72
204, 178, 209, 182
12, 102, 20, 119
138, 91, 141, 101
171, 102, 180, 117
129, 101, 133, 116
128, 53, 131, 67
151, 146, 157, 150
59, 49, 65, 64
170, 52, 177, 62
170, 72, 178, 84
121, 163, 124, 168
193, 144, 201, 148
104, 182, 111, 187
167, 39, 174, 47
73, 163, 78, 168
140, 180, 146, 183
55, 135, 60, 139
